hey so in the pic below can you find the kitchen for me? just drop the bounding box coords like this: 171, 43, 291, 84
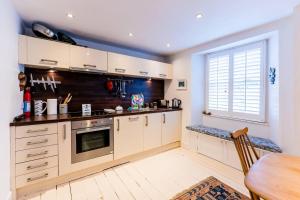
2, 0, 300, 200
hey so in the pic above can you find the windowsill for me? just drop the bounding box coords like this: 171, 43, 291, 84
203, 113, 269, 126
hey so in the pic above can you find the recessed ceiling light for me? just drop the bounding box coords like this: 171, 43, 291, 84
67, 13, 73, 18
196, 13, 203, 19
129, 33, 134, 37
166, 43, 171, 48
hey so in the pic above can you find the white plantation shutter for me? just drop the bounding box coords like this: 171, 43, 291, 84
208, 55, 229, 112
206, 41, 266, 122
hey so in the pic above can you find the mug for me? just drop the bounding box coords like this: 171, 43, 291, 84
47, 99, 57, 115
34, 100, 47, 116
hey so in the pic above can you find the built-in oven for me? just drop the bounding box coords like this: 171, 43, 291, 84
71, 118, 113, 164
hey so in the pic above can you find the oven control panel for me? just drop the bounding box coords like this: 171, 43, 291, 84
71, 118, 113, 130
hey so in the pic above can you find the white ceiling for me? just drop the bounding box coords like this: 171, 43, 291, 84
12, 0, 300, 55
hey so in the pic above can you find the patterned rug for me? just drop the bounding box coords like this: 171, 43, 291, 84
171, 176, 250, 200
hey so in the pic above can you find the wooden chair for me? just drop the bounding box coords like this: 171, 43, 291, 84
230, 127, 260, 200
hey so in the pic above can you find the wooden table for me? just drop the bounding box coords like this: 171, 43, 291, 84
245, 153, 300, 200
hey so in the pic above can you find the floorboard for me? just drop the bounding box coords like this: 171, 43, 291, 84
19, 148, 248, 200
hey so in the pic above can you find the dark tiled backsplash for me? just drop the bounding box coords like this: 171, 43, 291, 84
25, 68, 164, 112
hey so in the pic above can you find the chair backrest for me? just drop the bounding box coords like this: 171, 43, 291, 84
230, 127, 259, 175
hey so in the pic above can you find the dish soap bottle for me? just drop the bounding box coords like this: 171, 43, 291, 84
23, 87, 31, 118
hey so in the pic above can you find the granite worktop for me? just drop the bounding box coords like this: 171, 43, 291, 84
186, 125, 282, 153
10, 108, 182, 126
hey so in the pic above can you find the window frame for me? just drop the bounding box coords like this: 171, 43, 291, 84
205, 40, 267, 122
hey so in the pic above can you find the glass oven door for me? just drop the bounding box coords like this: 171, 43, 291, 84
71, 126, 113, 163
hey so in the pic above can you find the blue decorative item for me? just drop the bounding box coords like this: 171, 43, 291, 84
269, 67, 276, 84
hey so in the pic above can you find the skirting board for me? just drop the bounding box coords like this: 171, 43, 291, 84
16, 141, 180, 198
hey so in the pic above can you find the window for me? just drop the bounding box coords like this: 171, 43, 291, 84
206, 41, 266, 122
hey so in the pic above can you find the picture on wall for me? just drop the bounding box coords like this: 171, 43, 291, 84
176, 79, 187, 90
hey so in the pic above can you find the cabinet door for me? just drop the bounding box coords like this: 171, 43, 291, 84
197, 134, 224, 162
57, 122, 72, 175
27, 36, 70, 69
108, 52, 141, 76
151, 60, 172, 79
70, 46, 108, 72
224, 140, 243, 170
143, 113, 162, 151
162, 111, 181, 145
114, 115, 144, 159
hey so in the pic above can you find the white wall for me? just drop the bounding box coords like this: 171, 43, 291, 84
168, 7, 300, 155
0, 0, 22, 199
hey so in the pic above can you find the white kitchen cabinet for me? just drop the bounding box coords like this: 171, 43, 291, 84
70, 45, 108, 72
197, 134, 225, 162
108, 52, 172, 79
25, 36, 70, 69
150, 60, 173, 79
143, 113, 162, 151
162, 111, 182, 145
114, 115, 144, 159
108, 52, 141, 76
223, 140, 243, 170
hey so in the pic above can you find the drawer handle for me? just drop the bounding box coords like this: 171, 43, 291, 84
27, 173, 49, 182
83, 64, 97, 68
27, 150, 48, 158
129, 116, 139, 121
27, 162, 49, 170
117, 119, 120, 131
139, 71, 149, 75
63, 124, 67, 140
115, 68, 126, 73
145, 116, 148, 126
159, 74, 167, 77
26, 128, 48, 133
163, 114, 166, 124
40, 59, 58, 65
27, 139, 48, 146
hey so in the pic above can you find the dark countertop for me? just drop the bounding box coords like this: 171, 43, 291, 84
10, 108, 182, 126
186, 125, 282, 153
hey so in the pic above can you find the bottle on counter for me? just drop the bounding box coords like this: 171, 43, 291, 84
23, 87, 31, 118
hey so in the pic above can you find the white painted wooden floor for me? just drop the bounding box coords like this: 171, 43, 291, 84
19, 148, 249, 200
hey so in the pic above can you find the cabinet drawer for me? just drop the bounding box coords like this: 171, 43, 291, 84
16, 167, 58, 188
16, 145, 58, 163
16, 156, 58, 176
16, 124, 57, 138
16, 134, 58, 151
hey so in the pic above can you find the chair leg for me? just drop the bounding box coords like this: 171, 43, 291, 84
250, 191, 260, 200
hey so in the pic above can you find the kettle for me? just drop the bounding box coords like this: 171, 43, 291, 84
172, 98, 182, 108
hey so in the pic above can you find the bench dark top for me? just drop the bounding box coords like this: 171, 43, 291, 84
186, 125, 282, 153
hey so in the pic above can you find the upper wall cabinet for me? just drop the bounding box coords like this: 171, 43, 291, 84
70, 46, 108, 73
19, 35, 70, 69
108, 52, 172, 79
19, 35, 172, 79
108, 52, 144, 76
150, 60, 172, 79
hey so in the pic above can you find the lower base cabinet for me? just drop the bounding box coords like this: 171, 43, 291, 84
114, 115, 144, 159
143, 113, 162, 151
187, 131, 269, 171
162, 111, 182, 145
114, 111, 182, 160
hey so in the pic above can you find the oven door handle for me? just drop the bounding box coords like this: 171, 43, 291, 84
76, 127, 111, 134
